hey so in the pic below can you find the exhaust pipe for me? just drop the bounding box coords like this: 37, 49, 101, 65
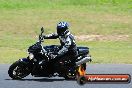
76, 55, 91, 66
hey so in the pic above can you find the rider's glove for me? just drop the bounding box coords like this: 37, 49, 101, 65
43, 35, 46, 39
48, 53, 57, 59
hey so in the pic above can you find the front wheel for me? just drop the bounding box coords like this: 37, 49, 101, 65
8, 61, 31, 79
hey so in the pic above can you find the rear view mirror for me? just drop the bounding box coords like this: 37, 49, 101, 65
41, 27, 44, 33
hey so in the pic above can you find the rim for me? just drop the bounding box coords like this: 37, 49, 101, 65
12, 65, 29, 79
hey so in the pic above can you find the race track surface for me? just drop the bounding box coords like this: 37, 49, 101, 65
0, 64, 132, 88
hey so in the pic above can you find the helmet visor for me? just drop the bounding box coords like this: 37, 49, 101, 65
57, 27, 66, 36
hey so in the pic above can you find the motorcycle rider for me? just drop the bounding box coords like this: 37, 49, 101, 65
44, 22, 78, 71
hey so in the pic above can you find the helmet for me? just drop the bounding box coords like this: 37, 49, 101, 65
57, 22, 69, 36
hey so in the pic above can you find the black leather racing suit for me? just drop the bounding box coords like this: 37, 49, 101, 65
44, 31, 78, 66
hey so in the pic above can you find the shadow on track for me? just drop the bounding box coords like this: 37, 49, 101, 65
5, 78, 75, 82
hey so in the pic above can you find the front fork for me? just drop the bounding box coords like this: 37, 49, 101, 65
19, 57, 33, 70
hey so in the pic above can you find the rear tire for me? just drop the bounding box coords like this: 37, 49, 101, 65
8, 61, 30, 79
64, 75, 76, 80
63, 68, 76, 80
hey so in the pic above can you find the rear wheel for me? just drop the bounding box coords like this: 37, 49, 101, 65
63, 67, 76, 80
8, 61, 30, 79
64, 73, 76, 80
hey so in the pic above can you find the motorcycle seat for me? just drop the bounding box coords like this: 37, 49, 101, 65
77, 47, 89, 55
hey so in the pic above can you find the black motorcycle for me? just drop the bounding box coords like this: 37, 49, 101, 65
8, 27, 91, 80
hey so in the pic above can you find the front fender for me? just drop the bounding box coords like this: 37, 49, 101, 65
19, 58, 31, 64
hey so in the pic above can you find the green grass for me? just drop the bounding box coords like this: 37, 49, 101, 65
0, 0, 132, 64
77, 41, 132, 64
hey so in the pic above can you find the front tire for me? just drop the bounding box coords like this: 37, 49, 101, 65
8, 61, 30, 79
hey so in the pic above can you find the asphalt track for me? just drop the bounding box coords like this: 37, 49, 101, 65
0, 64, 132, 88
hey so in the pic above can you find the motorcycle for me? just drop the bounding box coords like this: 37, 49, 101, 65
8, 27, 92, 80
